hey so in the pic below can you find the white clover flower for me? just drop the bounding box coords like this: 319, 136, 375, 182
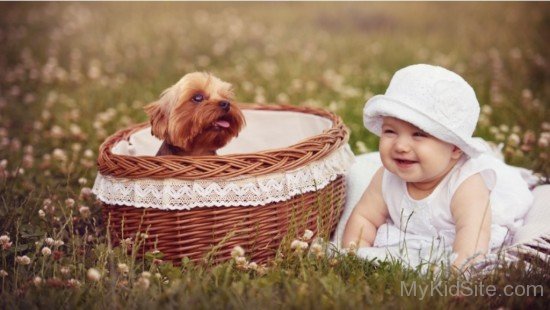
302, 229, 314, 241
87, 268, 101, 282
45, 237, 55, 246
65, 198, 75, 208
231, 246, 245, 258
290, 240, 308, 252
38, 209, 46, 218
347, 241, 357, 251
78, 177, 87, 185
80, 187, 92, 199
41, 247, 52, 256
117, 263, 129, 274
60, 266, 70, 275
141, 271, 152, 279
499, 124, 509, 133
508, 133, 521, 147
68, 279, 81, 288
310, 243, 324, 257
33, 276, 43, 286
16, 255, 31, 265
481, 105, 493, 115
248, 262, 258, 271
79, 205, 90, 218
0, 269, 8, 277
52, 148, 68, 161
54, 240, 65, 247
0, 159, 7, 169
135, 277, 150, 290
235, 256, 248, 269
84, 149, 94, 158
0, 235, 10, 244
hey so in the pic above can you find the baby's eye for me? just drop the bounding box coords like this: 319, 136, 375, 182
191, 93, 204, 103
413, 132, 428, 137
382, 129, 396, 135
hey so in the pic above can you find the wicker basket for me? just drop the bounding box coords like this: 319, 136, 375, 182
93, 104, 351, 264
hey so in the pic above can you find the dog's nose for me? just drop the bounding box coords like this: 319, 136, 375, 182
219, 100, 230, 112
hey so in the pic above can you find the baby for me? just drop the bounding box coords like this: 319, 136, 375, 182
342, 64, 533, 269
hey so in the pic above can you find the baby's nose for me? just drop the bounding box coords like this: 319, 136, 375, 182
219, 100, 230, 112
394, 138, 411, 152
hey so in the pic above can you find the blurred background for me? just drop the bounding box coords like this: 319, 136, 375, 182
0, 2, 548, 183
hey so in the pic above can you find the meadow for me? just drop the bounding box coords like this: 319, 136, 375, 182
0, 2, 549, 309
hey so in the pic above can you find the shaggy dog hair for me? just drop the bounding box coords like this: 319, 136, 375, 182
145, 72, 245, 156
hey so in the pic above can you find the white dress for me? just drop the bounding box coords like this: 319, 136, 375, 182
355, 153, 534, 268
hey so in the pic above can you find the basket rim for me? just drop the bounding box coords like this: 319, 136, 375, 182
97, 103, 350, 180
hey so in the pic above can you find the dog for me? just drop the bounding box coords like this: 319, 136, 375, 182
144, 72, 245, 156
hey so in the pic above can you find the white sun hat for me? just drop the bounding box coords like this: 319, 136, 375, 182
363, 64, 488, 158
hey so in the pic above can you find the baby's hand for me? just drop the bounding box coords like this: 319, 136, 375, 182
342, 167, 388, 248
450, 173, 491, 268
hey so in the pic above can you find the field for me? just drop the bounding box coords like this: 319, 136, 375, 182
0, 2, 549, 309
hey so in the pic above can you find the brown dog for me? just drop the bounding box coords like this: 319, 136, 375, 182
144, 72, 245, 156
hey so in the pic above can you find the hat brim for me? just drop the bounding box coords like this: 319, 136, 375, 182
363, 95, 487, 158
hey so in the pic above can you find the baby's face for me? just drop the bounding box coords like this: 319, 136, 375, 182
379, 117, 463, 186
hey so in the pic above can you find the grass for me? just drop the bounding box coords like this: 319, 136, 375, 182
0, 2, 549, 309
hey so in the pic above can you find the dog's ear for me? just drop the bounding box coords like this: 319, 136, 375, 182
144, 101, 168, 140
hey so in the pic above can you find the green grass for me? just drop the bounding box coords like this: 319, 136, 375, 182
0, 2, 549, 309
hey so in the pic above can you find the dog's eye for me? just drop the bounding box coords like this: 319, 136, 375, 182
191, 93, 204, 103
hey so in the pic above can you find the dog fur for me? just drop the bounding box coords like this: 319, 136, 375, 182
144, 72, 245, 156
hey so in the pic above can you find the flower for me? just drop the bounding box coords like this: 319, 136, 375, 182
87, 268, 101, 282
347, 241, 357, 251
16, 255, 31, 265
302, 229, 314, 241
248, 262, 258, 271
310, 243, 324, 258
0, 235, 12, 250
65, 198, 75, 208
231, 246, 245, 258
80, 187, 92, 199
38, 209, 46, 218
67, 279, 81, 288
235, 256, 248, 270
290, 240, 309, 252
141, 271, 152, 279
78, 177, 87, 185
45, 237, 55, 246
60, 266, 70, 275
508, 133, 521, 147
0, 270, 8, 277
538, 133, 550, 148
42, 247, 52, 256
117, 263, 129, 275
33, 276, 43, 286
135, 277, 150, 290
79, 205, 90, 218
54, 240, 64, 247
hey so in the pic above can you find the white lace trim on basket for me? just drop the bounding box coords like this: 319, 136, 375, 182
92, 144, 355, 210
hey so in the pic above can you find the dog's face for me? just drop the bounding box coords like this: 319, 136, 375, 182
144, 72, 245, 154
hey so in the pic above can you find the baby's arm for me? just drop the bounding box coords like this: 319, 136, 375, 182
450, 173, 491, 269
342, 167, 389, 248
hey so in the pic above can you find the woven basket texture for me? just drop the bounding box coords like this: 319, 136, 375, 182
97, 104, 349, 264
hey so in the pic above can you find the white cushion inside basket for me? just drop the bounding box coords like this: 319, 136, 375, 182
112, 109, 333, 156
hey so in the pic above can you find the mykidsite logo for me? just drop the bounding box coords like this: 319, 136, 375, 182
401, 280, 543, 300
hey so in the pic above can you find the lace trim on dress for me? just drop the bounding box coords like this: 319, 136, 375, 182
92, 144, 355, 210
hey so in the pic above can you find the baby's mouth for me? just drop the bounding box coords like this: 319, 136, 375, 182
394, 158, 418, 166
